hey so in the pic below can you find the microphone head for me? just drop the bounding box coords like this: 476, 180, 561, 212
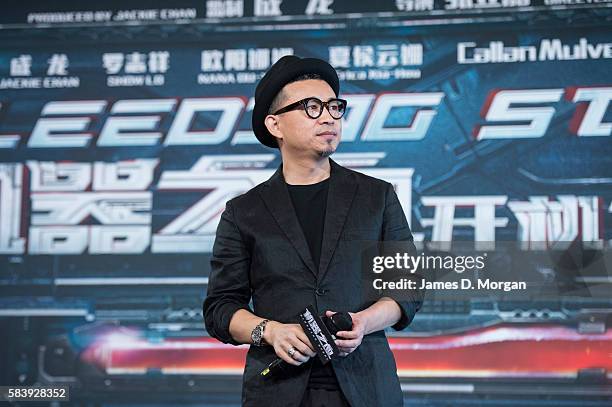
328, 312, 352, 333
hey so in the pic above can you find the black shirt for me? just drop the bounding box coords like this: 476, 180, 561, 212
286, 178, 329, 269
287, 178, 340, 390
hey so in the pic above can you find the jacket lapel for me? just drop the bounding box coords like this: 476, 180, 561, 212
317, 159, 357, 283
259, 164, 317, 277
258, 159, 358, 281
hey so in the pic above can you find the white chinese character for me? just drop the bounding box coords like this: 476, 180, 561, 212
352, 45, 374, 68
508, 196, 601, 249
401, 43, 423, 66
396, 0, 434, 11
376, 45, 399, 68
224, 49, 247, 71
329, 46, 351, 68
125, 52, 147, 74
248, 48, 271, 70
421, 196, 508, 249
47, 54, 69, 76
148, 51, 169, 73
201, 50, 224, 71
271, 48, 294, 63
254, 0, 282, 16
10, 55, 32, 76
206, 1, 225, 17
226, 0, 244, 17
103, 53, 124, 75
305, 0, 334, 15
206, 0, 243, 17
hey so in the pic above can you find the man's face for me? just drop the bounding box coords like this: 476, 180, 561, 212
266, 79, 342, 158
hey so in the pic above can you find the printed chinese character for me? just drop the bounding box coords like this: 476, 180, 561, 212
254, 0, 282, 16
148, 51, 170, 73
352, 45, 374, 68
124, 52, 147, 74
376, 44, 399, 68
10, 55, 32, 76
401, 43, 423, 66
248, 48, 271, 70
47, 53, 69, 76
224, 49, 247, 71
329, 46, 351, 68
103, 53, 124, 74
201, 50, 224, 72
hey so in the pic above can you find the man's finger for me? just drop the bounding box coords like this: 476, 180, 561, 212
336, 330, 359, 339
335, 339, 359, 348
278, 349, 301, 366
290, 350, 309, 363
292, 342, 314, 361
296, 331, 317, 356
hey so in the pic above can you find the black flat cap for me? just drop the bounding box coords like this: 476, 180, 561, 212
252, 55, 340, 148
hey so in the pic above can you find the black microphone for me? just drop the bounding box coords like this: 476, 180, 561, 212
261, 306, 352, 379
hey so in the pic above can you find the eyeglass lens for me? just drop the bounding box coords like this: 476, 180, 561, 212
305, 98, 345, 119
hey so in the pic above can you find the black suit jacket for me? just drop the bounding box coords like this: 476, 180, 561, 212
203, 159, 424, 406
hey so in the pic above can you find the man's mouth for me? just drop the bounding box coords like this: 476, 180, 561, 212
317, 131, 337, 138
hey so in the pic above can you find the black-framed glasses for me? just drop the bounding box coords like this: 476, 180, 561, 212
273, 97, 347, 120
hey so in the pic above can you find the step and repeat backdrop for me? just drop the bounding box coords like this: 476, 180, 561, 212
0, 1, 611, 405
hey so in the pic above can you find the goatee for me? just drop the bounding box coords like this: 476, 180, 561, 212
318, 147, 335, 158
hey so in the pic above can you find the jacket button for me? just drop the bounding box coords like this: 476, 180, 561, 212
315, 288, 326, 296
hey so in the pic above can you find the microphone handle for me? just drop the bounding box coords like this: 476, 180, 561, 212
260, 311, 353, 379
260, 357, 287, 378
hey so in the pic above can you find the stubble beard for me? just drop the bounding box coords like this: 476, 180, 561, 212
317, 141, 336, 158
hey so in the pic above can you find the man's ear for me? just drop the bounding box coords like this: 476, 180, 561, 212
264, 114, 283, 143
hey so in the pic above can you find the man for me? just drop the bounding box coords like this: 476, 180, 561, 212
203, 55, 424, 406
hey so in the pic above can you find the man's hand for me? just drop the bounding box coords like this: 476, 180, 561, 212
263, 321, 317, 366
325, 310, 366, 357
